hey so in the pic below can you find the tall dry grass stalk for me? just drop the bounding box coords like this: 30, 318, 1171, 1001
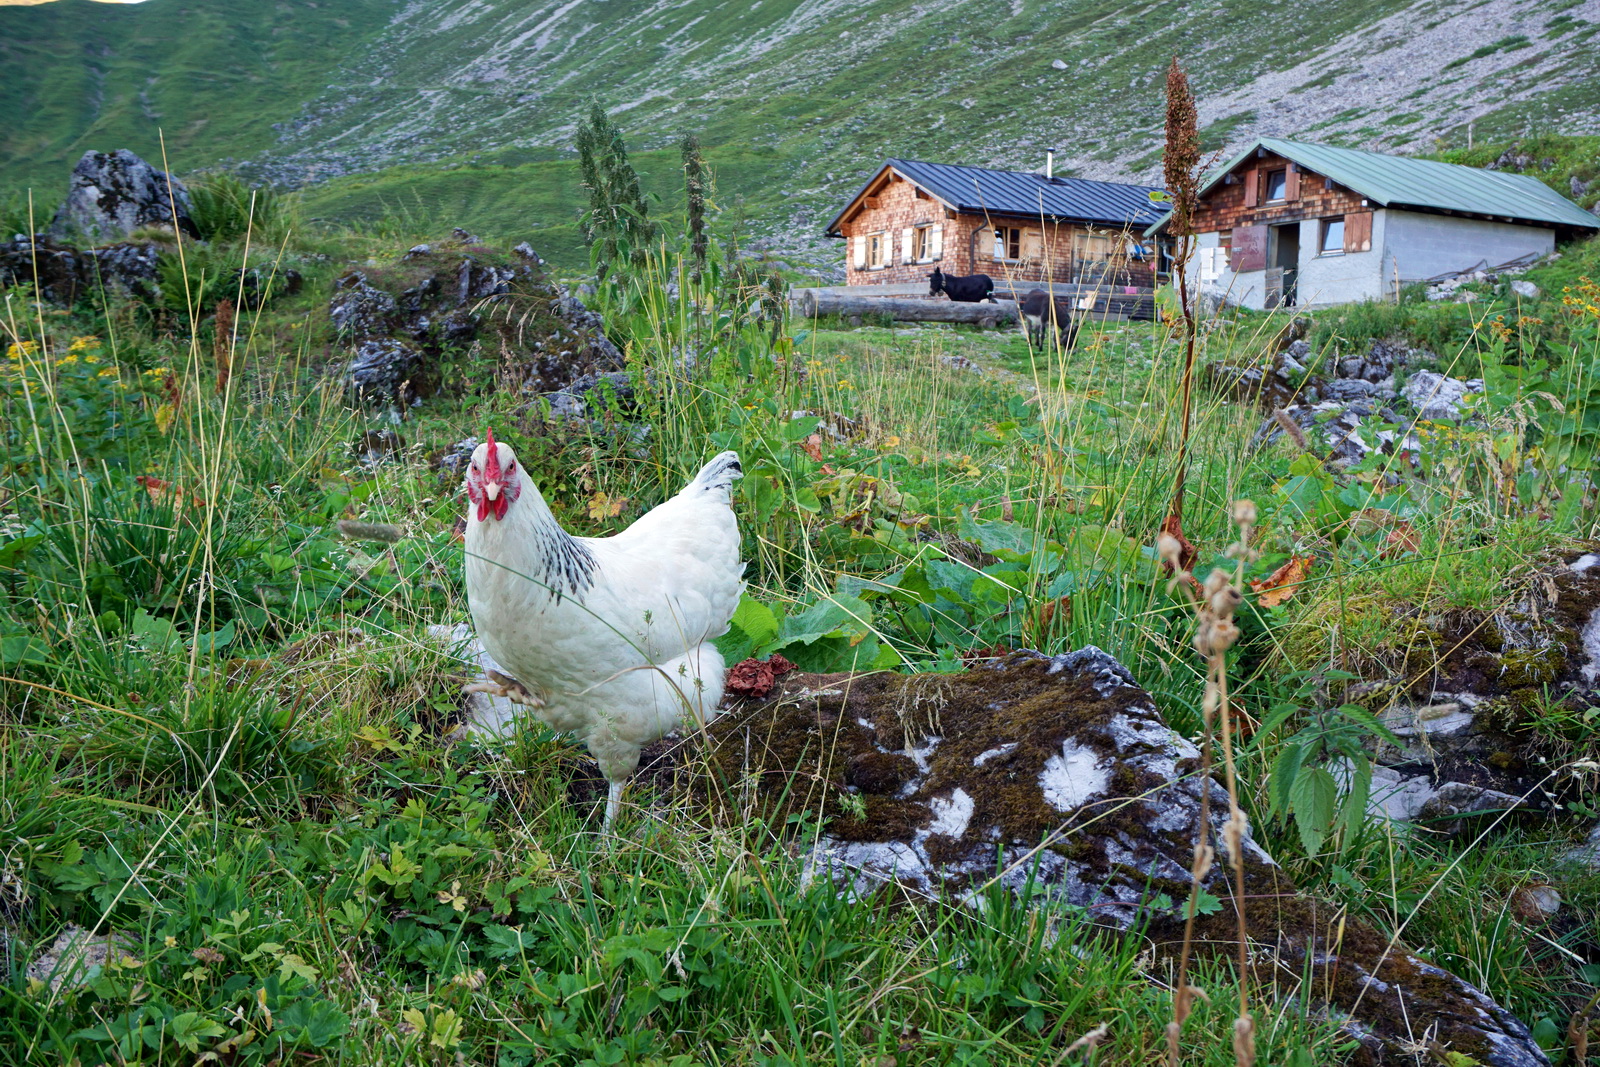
1161, 55, 1202, 572
1159, 500, 1257, 1067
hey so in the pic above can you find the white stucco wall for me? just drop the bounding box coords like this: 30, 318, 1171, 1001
1293, 213, 1386, 308
1383, 210, 1555, 282
1182, 208, 1557, 309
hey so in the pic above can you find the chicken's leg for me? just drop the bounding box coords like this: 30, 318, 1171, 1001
603, 780, 624, 834
463, 669, 544, 707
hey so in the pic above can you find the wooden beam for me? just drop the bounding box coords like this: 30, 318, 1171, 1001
796, 292, 1018, 325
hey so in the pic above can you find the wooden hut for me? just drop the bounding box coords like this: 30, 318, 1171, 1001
824, 157, 1167, 295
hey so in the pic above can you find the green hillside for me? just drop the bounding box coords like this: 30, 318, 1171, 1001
4, 0, 1597, 267
0, 0, 395, 194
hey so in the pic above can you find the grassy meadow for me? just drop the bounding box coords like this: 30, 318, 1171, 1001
2, 177, 1600, 1066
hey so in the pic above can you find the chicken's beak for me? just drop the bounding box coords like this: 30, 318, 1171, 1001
477, 427, 511, 521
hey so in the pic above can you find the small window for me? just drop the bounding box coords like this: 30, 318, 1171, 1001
867, 232, 886, 268
994, 227, 1022, 260
912, 225, 932, 262
1264, 169, 1288, 202
1320, 218, 1345, 255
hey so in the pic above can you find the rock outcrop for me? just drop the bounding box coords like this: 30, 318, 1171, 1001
1331, 549, 1600, 838
47, 150, 197, 244
0, 235, 163, 305
332, 234, 623, 407
437, 626, 1552, 1065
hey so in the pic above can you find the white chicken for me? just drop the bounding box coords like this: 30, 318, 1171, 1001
462, 429, 744, 829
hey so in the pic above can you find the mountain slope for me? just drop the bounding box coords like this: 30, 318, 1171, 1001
3, 0, 1597, 265
0, 0, 397, 195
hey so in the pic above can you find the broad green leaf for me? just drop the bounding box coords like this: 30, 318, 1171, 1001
130, 609, 181, 652
1290, 766, 1338, 857
274, 998, 350, 1047
1269, 742, 1304, 817
192, 621, 235, 654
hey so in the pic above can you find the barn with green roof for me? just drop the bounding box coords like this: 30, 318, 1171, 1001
1146, 138, 1598, 310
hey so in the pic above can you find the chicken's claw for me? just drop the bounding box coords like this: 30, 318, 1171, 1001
464, 669, 545, 707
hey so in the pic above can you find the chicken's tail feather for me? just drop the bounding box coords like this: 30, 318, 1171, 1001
685, 450, 742, 497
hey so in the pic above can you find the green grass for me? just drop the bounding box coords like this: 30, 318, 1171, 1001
4, 204, 1600, 1063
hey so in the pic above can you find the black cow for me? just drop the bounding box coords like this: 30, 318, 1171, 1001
929, 268, 996, 303
1019, 289, 1079, 351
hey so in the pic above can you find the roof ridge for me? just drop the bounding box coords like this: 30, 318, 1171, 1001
889, 157, 1162, 191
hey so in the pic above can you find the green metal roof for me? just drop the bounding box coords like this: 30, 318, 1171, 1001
1146, 137, 1599, 235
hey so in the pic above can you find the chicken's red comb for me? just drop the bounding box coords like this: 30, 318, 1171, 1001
484, 427, 502, 482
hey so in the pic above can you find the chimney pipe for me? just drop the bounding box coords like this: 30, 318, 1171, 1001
1046, 149, 1056, 179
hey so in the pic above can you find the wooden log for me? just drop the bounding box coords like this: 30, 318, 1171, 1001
797, 291, 1018, 325
792, 282, 931, 299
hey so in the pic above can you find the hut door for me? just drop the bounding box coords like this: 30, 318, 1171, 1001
1269, 224, 1300, 307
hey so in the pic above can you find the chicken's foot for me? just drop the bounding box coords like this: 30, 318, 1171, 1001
463, 669, 544, 707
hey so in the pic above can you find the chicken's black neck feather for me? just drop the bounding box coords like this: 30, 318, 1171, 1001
529, 513, 597, 602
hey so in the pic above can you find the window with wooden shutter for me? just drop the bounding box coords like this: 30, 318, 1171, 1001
1285, 166, 1301, 202
902, 227, 914, 264
1242, 167, 1259, 208
867, 233, 885, 268
1343, 211, 1373, 253
929, 223, 943, 261
1021, 229, 1044, 260
1320, 217, 1345, 254
853, 235, 867, 269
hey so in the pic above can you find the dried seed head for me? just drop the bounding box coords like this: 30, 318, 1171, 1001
1223, 810, 1249, 858
1202, 687, 1221, 716
1232, 1014, 1257, 1067
1196, 618, 1241, 657
1202, 568, 1232, 599
1231, 500, 1258, 528
1212, 619, 1241, 652
1157, 532, 1183, 567
1192, 843, 1215, 880
1209, 586, 1243, 619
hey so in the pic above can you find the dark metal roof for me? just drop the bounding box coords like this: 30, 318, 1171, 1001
825, 158, 1166, 235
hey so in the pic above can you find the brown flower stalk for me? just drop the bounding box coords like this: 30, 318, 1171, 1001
1162, 56, 1203, 556
213, 297, 235, 395
1158, 500, 1258, 1067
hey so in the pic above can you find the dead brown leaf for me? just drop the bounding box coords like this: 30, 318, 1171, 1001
586, 491, 628, 521
1250, 556, 1314, 608
1160, 511, 1199, 573
799, 432, 825, 463
725, 654, 797, 700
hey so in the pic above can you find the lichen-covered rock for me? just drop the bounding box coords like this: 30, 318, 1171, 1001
1403, 370, 1484, 421
0, 235, 161, 304
27, 924, 137, 994
346, 338, 426, 406
331, 234, 623, 406
1255, 398, 1416, 467
696, 648, 1549, 1066
47, 149, 196, 244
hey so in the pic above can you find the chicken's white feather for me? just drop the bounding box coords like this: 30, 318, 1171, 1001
463, 440, 743, 817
